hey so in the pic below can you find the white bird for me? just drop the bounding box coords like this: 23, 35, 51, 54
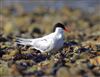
16, 23, 69, 52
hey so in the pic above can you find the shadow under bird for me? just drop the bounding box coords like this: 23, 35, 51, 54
16, 23, 70, 52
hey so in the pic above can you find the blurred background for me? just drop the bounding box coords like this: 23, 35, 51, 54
1, 0, 100, 12
0, 0, 100, 39
0, 0, 100, 77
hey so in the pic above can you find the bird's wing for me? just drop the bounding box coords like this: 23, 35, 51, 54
16, 32, 55, 52
33, 38, 54, 52
16, 37, 54, 52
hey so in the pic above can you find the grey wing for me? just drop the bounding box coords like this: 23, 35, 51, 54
33, 38, 53, 52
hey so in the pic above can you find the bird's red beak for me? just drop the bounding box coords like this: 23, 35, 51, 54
64, 27, 70, 32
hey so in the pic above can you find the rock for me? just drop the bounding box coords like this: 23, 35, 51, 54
96, 44, 100, 51
10, 64, 22, 76
90, 56, 100, 66
2, 54, 12, 61
56, 67, 71, 77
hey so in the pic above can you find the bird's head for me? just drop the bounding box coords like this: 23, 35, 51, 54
53, 23, 70, 32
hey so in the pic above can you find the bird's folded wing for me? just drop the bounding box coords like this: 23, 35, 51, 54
33, 38, 53, 52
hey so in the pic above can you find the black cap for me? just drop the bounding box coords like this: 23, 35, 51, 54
53, 23, 65, 31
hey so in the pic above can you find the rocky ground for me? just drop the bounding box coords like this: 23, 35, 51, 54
0, 4, 100, 77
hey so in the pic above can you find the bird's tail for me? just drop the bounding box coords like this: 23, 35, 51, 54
16, 38, 33, 46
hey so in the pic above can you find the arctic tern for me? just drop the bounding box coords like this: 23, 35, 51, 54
16, 23, 69, 52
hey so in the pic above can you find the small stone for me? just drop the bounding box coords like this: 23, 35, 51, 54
90, 56, 100, 66
10, 64, 21, 76
56, 67, 71, 77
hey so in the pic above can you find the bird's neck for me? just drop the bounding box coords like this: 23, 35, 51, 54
55, 27, 64, 36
